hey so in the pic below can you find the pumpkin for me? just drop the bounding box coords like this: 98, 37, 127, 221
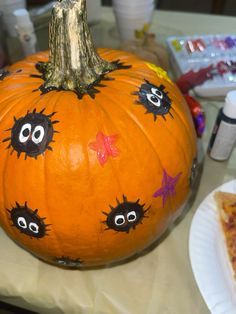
0, 0, 197, 268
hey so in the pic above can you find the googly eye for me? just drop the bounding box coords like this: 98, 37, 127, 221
151, 88, 163, 99
115, 214, 125, 226
147, 94, 161, 107
32, 126, 45, 144
17, 217, 27, 229
127, 211, 137, 222
19, 123, 31, 143
57, 260, 66, 265
29, 222, 39, 234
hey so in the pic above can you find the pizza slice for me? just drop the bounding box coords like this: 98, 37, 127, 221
214, 191, 236, 278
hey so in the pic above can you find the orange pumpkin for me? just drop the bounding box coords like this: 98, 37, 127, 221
0, 0, 197, 268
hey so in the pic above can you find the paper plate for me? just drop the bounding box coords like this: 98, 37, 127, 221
189, 179, 236, 314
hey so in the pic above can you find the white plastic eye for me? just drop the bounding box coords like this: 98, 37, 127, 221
29, 222, 39, 234
17, 217, 27, 229
115, 214, 125, 226
127, 211, 137, 222
19, 123, 31, 143
151, 87, 163, 99
32, 125, 45, 144
147, 93, 161, 107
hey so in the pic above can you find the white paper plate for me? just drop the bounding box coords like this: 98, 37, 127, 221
189, 179, 236, 314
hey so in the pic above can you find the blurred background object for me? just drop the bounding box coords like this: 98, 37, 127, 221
102, 0, 234, 16
27, 0, 102, 24
0, 0, 26, 37
112, 0, 155, 41
1, 0, 102, 65
0, 11, 9, 69
25, 0, 236, 15
86, 0, 102, 24
14, 8, 37, 57
120, 32, 169, 71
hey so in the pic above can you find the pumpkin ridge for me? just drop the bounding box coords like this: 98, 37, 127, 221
100, 78, 191, 182
41, 92, 65, 259
103, 84, 191, 210
99, 87, 165, 176
107, 78, 196, 162
109, 67, 154, 82
169, 96, 196, 158
0, 84, 39, 118
136, 91, 194, 169
108, 76, 142, 89
90, 93, 158, 239
87, 94, 125, 194
105, 74, 146, 92
150, 110, 190, 176
76, 94, 95, 202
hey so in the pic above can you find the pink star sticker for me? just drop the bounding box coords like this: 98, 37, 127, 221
89, 131, 119, 166
153, 169, 182, 207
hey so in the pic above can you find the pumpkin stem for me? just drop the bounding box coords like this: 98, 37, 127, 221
38, 0, 117, 98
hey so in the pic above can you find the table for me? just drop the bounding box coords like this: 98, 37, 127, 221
1, 7, 236, 314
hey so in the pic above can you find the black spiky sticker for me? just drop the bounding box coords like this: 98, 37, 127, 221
35, 59, 131, 99
103, 196, 149, 233
3, 108, 59, 159
0, 70, 9, 81
134, 80, 173, 121
54, 256, 83, 268
7, 202, 50, 238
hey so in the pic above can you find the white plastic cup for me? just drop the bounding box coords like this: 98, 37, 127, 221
112, 1, 154, 16
113, 1, 154, 14
86, 0, 102, 24
0, 0, 26, 37
113, 0, 154, 10
112, 0, 155, 41
113, 0, 153, 4
113, 7, 154, 20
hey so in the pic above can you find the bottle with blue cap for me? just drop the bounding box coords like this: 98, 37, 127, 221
208, 90, 236, 161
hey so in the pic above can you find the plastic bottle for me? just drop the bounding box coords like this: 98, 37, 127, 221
13, 8, 37, 57
208, 90, 236, 161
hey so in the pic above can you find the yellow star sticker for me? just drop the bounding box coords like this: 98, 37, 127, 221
146, 62, 173, 84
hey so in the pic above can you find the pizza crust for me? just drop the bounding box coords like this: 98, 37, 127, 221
214, 191, 236, 278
